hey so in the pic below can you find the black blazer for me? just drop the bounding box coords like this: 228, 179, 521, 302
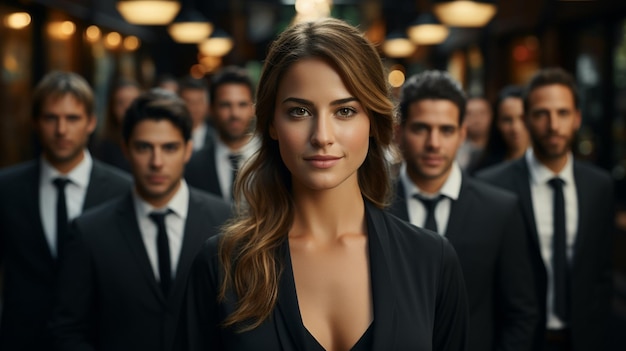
185, 141, 223, 198
388, 177, 538, 351
0, 159, 131, 351
49, 188, 231, 351
180, 200, 469, 351
477, 158, 614, 351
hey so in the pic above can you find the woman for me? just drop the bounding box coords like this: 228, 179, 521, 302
474, 85, 529, 173
183, 18, 468, 351
92, 78, 141, 172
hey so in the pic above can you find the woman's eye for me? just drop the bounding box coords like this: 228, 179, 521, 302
289, 107, 310, 117
337, 107, 356, 117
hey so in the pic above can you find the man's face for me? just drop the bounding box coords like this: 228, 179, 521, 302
525, 84, 581, 161
398, 99, 465, 190
464, 97, 492, 141
124, 119, 193, 207
211, 83, 255, 144
179, 89, 209, 128
35, 93, 96, 171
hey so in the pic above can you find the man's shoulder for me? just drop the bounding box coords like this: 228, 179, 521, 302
475, 158, 524, 180
463, 176, 518, 205
574, 159, 612, 183
75, 194, 128, 228
91, 159, 132, 184
0, 159, 38, 183
188, 187, 231, 216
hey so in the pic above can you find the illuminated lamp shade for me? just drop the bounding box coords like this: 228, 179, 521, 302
4, 12, 31, 29
167, 9, 213, 43
116, 0, 181, 25
382, 33, 416, 58
433, 0, 496, 27
198, 29, 233, 57
407, 13, 449, 45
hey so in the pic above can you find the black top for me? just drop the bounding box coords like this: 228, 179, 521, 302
303, 322, 373, 351
179, 200, 469, 351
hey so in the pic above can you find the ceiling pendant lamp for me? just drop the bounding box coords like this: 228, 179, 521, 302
198, 29, 234, 57
117, 0, 181, 25
167, 9, 213, 43
407, 13, 449, 45
382, 32, 416, 58
433, 0, 496, 28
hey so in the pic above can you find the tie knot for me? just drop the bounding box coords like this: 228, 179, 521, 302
53, 177, 71, 190
228, 153, 242, 169
413, 193, 444, 211
548, 177, 565, 189
148, 210, 172, 225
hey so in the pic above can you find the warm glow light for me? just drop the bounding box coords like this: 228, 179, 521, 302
168, 22, 213, 43
434, 1, 497, 27
85, 25, 101, 42
388, 69, 406, 88
407, 24, 449, 45
47, 21, 76, 39
4, 12, 31, 29
199, 55, 221, 72
198, 37, 233, 57
105, 32, 122, 49
190, 64, 207, 78
293, 0, 331, 23
116, 0, 181, 25
4, 54, 18, 72
382, 38, 415, 58
124, 36, 141, 50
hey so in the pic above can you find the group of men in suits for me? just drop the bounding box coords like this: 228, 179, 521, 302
391, 67, 613, 351
0, 72, 231, 351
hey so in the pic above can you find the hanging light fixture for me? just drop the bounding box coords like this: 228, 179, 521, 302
198, 29, 233, 57
117, 0, 181, 25
167, 8, 213, 43
382, 32, 416, 58
433, 0, 496, 28
407, 13, 449, 45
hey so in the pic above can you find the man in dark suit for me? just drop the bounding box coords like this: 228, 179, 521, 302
185, 66, 258, 202
0, 71, 131, 351
388, 70, 537, 351
477, 67, 614, 351
49, 89, 231, 351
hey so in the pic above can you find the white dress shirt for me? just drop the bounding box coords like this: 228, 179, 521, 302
191, 122, 209, 151
214, 136, 260, 201
133, 180, 189, 281
400, 162, 463, 235
526, 149, 578, 329
39, 150, 92, 257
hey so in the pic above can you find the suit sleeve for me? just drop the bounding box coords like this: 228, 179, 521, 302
433, 238, 469, 351
48, 221, 97, 351
495, 203, 538, 351
178, 240, 224, 351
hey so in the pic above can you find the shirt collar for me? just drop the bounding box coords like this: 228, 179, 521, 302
133, 180, 189, 220
400, 162, 462, 200
40, 149, 93, 188
525, 148, 575, 186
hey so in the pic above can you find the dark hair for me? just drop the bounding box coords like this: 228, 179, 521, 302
32, 71, 94, 118
122, 88, 192, 142
523, 67, 580, 112
399, 70, 467, 125
178, 76, 208, 93
209, 65, 255, 104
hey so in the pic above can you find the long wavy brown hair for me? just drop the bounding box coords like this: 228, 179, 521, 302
219, 17, 396, 331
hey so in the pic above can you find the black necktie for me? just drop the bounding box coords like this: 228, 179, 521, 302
413, 194, 444, 233
548, 177, 569, 322
148, 211, 172, 296
53, 178, 71, 257
228, 153, 242, 198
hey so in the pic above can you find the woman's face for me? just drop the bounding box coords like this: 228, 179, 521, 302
270, 57, 370, 193
113, 85, 141, 124
496, 97, 529, 154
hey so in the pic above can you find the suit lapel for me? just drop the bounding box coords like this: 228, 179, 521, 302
511, 159, 542, 254
572, 162, 588, 261
389, 181, 410, 221
445, 178, 471, 239
117, 193, 167, 304
24, 161, 55, 262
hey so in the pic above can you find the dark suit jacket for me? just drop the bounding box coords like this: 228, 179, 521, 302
185, 141, 223, 198
180, 200, 469, 351
388, 176, 537, 351
49, 188, 231, 351
477, 158, 614, 351
0, 159, 131, 351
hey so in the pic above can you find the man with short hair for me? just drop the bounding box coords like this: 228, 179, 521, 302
457, 96, 492, 174
0, 71, 131, 350
178, 76, 213, 151
185, 66, 258, 201
49, 89, 231, 351
389, 70, 537, 351
478, 67, 614, 351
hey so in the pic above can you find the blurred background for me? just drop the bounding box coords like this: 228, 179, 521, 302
0, 0, 626, 347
